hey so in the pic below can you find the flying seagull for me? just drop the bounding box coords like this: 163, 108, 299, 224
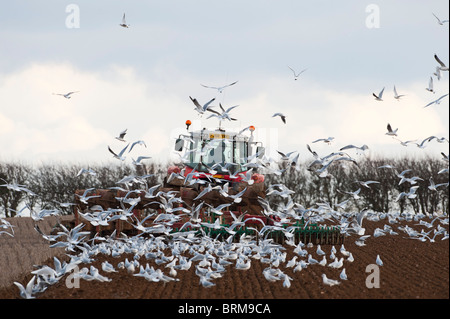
287, 66, 307, 80
432, 13, 449, 25
119, 13, 129, 28
424, 93, 449, 108
115, 129, 127, 142
272, 113, 286, 124
393, 85, 405, 100
312, 137, 335, 144
108, 143, 129, 161
385, 123, 398, 136
200, 81, 238, 93
426, 76, 435, 93
53, 91, 79, 99
434, 54, 449, 71
189, 96, 217, 115
373, 87, 384, 101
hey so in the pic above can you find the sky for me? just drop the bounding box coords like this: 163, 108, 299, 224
0, 0, 449, 167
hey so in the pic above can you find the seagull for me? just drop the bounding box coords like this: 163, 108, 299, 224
115, 129, 127, 142
119, 13, 129, 28
312, 137, 335, 144
76, 168, 96, 177
322, 274, 340, 287
14, 276, 37, 299
376, 254, 383, 266
354, 180, 380, 189
340, 268, 348, 280
385, 123, 398, 137
434, 54, 449, 71
53, 91, 79, 99
433, 66, 442, 80
432, 13, 449, 25
200, 81, 238, 93
272, 113, 286, 124
340, 144, 369, 152
108, 143, 129, 161
287, 66, 307, 80
189, 96, 217, 115
129, 140, 147, 153
373, 87, 384, 101
132, 156, 151, 166
393, 85, 405, 100
424, 94, 449, 108
426, 76, 435, 93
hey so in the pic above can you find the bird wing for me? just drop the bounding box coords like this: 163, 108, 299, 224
387, 123, 393, 132
202, 98, 216, 111
378, 87, 384, 98
434, 54, 447, 68
189, 96, 202, 110
108, 146, 118, 157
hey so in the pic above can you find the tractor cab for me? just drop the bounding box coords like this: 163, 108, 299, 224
174, 126, 265, 178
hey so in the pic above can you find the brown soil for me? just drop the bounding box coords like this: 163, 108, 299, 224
0, 218, 448, 301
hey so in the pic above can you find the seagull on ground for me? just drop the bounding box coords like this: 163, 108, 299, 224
322, 274, 340, 286
376, 254, 383, 266
373, 87, 384, 101
119, 13, 129, 28
272, 113, 286, 124
200, 81, 238, 93
287, 66, 307, 80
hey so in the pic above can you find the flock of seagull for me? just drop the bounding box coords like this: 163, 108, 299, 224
1, 11, 449, 299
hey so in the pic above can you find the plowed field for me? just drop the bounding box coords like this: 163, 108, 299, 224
0, 216, 448, 300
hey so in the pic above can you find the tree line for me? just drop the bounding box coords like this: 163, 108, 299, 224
0, 156, 448, 218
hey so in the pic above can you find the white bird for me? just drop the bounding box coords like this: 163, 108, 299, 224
119, 13, 129, 28
393, 85, 405, 100
433, 66, 442, 80
424, 94, 449, 108
200, 81, 238, 93
339, 144, 369, 153
132, 156, 151, 166
53, 91, 79, 99
129, 140, 147, 153
376, 254, 383, 266
287, 66, 307, 80
322, 274, 340, 286
340, 268, 348, 280
396, 186, 420, 201
355, 180, 380, 189
316, 245, 326, 256
373, 87, 384, 101
14, 276, 37, 299
312, 137, 335, 144
75, 188, 101, 204
385, 123, 398, 137
426, 76, 435, 93
433, 13, 449, 25
189, 96, 217, 115
108, 143, 129, 161
102, 261, 118, 273
435, 54, 449, 71
115, 129, 127, 142
272, 113, 286, 124
77, 168, 96, 177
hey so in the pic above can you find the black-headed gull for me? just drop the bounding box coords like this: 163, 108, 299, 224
385, 123, 398, 136
426, 76, 435, 93
424, 93, 448, 108
373, 87, 384, 101
435, 54, 449, 71
200, 81, 238, 93
432, 13, 449, 25
272, 112, 286, 124
53, 91, 79, 99
119, 13, 129, 28
287, 66, 307, 80
393, 85, 405, 100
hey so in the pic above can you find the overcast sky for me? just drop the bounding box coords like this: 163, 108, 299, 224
0, 1, 448, 167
